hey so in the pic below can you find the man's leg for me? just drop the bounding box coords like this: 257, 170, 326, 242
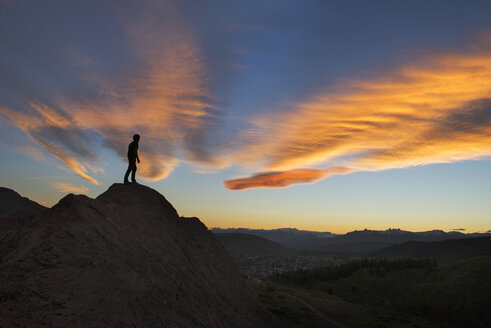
131, 164, 137, 183
124, 165, 132, 184
124, 159, 136, 184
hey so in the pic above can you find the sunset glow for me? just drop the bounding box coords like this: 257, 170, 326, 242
1, 0, 490, 233
230, 51, 491, 189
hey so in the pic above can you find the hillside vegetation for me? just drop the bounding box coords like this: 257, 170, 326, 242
265, 237, 491, 328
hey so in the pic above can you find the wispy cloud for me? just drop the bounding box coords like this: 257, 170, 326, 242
36, 139, 99, 185
0, 1, 220, 183
227, 43, 491, 189
2, 1, 491, 192
224, 166, 354, 190
51, 182, 88, 194
68, 27, 216, 180
0, 104, 100, 185
13, 143, 47, 162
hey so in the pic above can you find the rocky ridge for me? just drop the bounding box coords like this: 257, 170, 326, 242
0, 183, 272, 327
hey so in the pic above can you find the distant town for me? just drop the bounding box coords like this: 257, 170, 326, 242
232, 254, 346, 279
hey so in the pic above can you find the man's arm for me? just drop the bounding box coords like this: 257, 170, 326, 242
136, 149, 140, 163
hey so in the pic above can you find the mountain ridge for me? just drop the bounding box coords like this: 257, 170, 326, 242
0, 183, 273, 327
0, 186, 47, 218
213, 227, 490, 254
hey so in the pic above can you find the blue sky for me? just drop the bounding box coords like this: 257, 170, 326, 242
1, 0, 490, 233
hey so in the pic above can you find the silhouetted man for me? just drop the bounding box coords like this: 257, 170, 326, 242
124, 134, 140, 184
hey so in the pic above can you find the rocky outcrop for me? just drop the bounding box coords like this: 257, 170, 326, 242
0, 183, 273, 327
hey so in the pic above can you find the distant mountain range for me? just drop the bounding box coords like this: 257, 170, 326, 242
214, 233, 295, 256
212, 227, 491, 255
374, 235, 491, 259
2, 185, 489, 257
211, 227, 336, 248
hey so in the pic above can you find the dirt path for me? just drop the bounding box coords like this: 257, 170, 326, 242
278, 291, 348, 328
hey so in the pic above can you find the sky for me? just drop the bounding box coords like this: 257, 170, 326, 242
1, 0, 490, 233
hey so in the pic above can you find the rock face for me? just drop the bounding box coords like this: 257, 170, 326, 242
0, 187, 47, 218
0, 183, 273, 327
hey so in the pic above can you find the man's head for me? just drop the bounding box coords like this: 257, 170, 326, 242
133, 134, 140, 142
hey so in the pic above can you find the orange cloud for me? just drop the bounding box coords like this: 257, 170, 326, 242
35, 139, 99, 185
0, 105, 100, 184
63, 6, 218, 180
232, 44, 491, 188
224, 166, 354, 190
0, 2, 218, 183
51, 182, 89, 194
